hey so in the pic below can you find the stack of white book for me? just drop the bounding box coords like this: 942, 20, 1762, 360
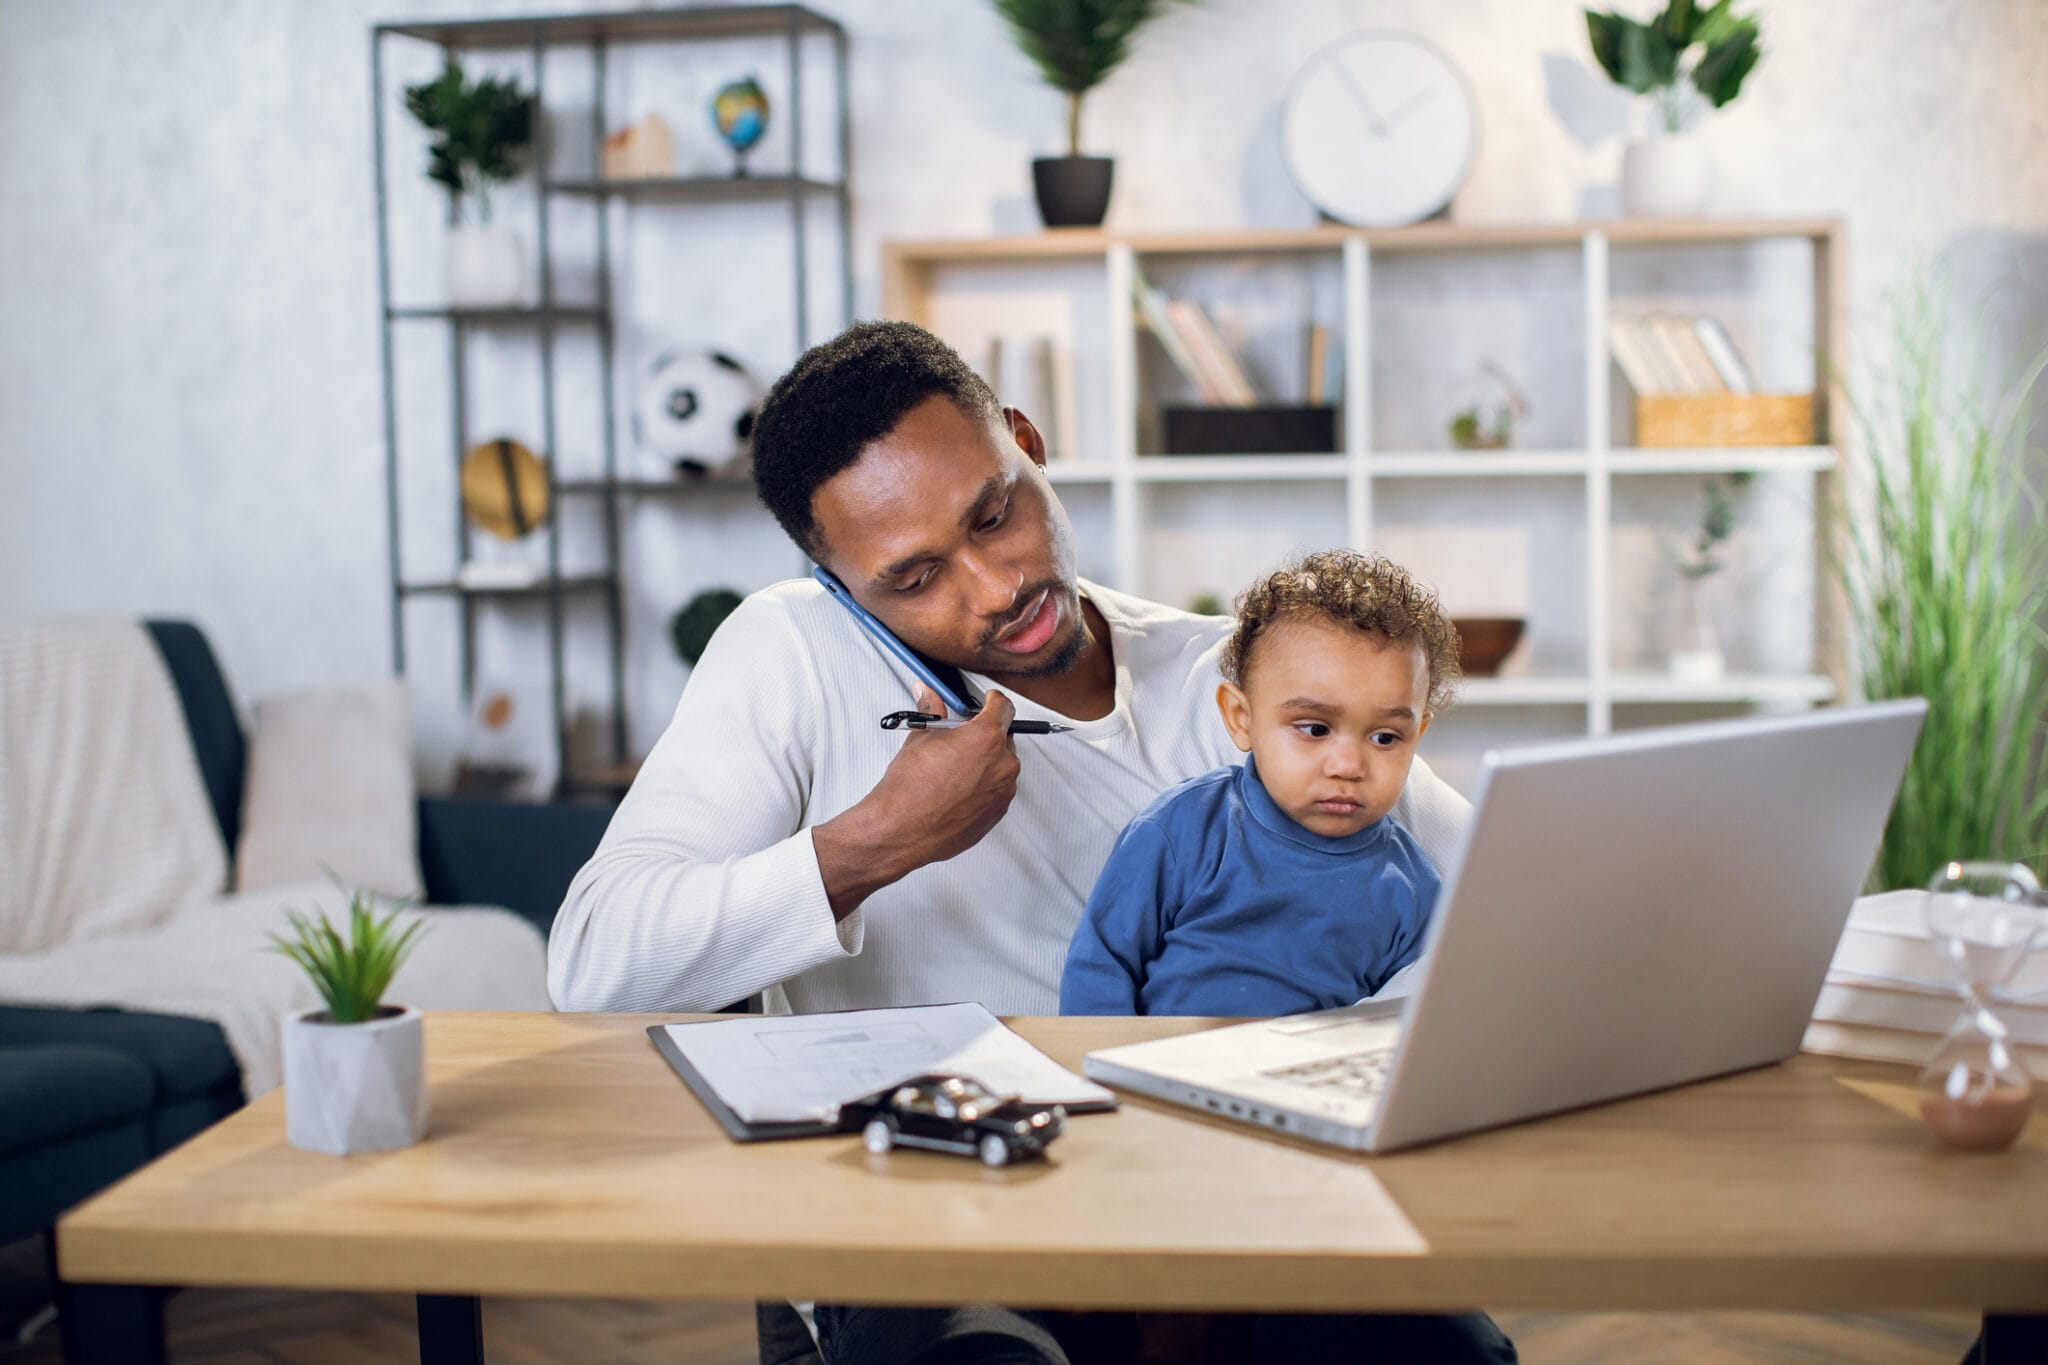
1804, 890, 2048, 1067
1607, 313, 1756, 396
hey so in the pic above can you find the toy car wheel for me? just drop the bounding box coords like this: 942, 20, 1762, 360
863, 1119, 895, 1154
978, 1134, 1011, 1168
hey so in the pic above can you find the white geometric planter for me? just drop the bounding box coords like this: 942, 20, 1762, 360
446, 226, 527, 309
282, 1005, 428, 1155
1622, 134, 1713, 217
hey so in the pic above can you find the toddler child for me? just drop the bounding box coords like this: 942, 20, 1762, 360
1060, 549, 1460, 1016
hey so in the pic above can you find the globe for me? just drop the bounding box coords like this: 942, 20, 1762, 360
711, 76, 769, 175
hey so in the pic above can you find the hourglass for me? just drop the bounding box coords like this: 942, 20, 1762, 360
1916, 861, 2045, 1152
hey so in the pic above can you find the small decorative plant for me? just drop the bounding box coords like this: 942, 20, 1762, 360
271, 891, 428, 1024
1448, 362, 1530, 450
1584, 0, 1763, 134
404, 59, 536, 224
991, 0, 1191, 157
1668, 471, 1752, 681
1676, 471, 1752, 580
1187, 592, 1224, 617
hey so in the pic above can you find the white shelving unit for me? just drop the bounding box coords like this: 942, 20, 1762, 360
883, 219, 1846, 745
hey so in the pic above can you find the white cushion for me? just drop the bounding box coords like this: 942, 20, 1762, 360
235, 680, 423, 900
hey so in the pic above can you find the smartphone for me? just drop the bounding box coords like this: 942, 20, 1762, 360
812, 566, 983, 717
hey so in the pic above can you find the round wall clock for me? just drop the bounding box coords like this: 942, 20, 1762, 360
1281, 31, 1480, 228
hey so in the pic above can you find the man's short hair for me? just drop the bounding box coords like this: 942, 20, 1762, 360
1220, 549, 1462, 713
750, 321, 1002, 556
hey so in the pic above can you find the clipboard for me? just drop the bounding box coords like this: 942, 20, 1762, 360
647, 1024, 849, 1142
646, 1003, 1118, 1143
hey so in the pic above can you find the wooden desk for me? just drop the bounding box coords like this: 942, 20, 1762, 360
58, 1013, 2048, 1363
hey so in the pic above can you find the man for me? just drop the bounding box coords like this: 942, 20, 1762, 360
549, 322, 1515, 1364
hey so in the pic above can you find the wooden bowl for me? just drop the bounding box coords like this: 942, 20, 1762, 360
1452, 617, 1525, 677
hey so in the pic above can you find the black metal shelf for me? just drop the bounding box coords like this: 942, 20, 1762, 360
556, 476, 761, 497
388, 305, 608, 324
546, 175, 842, 203
373, 3, 853, 800
399, 574, 617, 599
378, 4, 843, 49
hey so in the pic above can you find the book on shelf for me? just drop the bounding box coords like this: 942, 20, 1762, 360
978, 334, 1003, 393
1129, 265, 1217, 401
1304, 322, 1330, 405
980, 333, 1078, 460
1607, 314, 1759, 398
1606, 317, 1668, 395
1023, 335, 1079, 462
1656, 315, 1729, 393
1692, 316, 1755, 394
1166, 299, 1257, 406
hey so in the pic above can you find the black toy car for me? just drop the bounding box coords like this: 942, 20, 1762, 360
840, 1073, 1066, 1167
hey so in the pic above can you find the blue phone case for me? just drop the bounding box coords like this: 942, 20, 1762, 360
813, 567, 982, 717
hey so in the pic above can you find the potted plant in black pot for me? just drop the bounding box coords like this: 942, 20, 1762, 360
993, 0, 1190, 228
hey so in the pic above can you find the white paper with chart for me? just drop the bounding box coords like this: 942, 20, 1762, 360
657, 1002, 1116, 1125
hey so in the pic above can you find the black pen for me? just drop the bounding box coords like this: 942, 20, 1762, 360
880, 710, 1073, 736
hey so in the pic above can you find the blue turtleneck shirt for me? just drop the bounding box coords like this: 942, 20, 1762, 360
1059, 756, 1440, 1017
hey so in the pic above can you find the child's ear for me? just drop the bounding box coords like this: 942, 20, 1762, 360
1417, 710, 1433, 739
1216, 682, 1253, 752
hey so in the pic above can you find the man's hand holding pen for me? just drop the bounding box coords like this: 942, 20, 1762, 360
812, 685, 1025, 921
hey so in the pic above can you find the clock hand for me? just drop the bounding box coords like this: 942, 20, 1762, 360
1382, 88, 1438, 128
1330, 59, 1389, 137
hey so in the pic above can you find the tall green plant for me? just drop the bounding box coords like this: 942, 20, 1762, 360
270, 891, 428, 1024
1585, 0, 1762, 133
1844, 285, 2048, 890
991, 0, 1191, 157
404, 59, 535, 225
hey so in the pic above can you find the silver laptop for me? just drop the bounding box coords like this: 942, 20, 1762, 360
1083, 700, 1927, 1153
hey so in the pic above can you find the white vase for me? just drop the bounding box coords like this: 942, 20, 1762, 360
1622, 135, 1713, 217
282, 1005, 428, 1155
1670, 575, 1727, 682
446, 227, 527, 309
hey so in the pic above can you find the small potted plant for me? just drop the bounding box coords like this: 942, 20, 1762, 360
405, 58, 536, 307
992, 0, 1191, 228
273, 891, 430, 1155
1670, 471, 1751, 680
1447, 362, 1531, 451
1584, 0, 1762, 217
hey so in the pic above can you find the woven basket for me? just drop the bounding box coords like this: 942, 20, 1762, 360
1634, 393, 1814, 448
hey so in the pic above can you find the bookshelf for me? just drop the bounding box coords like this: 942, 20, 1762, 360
882, 219, 1847, 763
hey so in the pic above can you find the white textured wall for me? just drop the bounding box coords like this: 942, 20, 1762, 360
2, 0, 2044, 785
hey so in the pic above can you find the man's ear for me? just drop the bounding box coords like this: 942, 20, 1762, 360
1004, 406, 1048, 470
1216, 681, 1253, 753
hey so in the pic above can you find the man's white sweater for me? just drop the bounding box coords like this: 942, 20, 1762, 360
547, 578, 1472, 1015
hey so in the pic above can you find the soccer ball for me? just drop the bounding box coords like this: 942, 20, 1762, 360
633, 349, 760, 480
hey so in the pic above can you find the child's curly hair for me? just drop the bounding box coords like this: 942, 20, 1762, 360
1220, 550, 1462, 713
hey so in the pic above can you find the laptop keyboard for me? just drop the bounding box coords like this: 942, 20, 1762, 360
1258, 1047, 1396, 1101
